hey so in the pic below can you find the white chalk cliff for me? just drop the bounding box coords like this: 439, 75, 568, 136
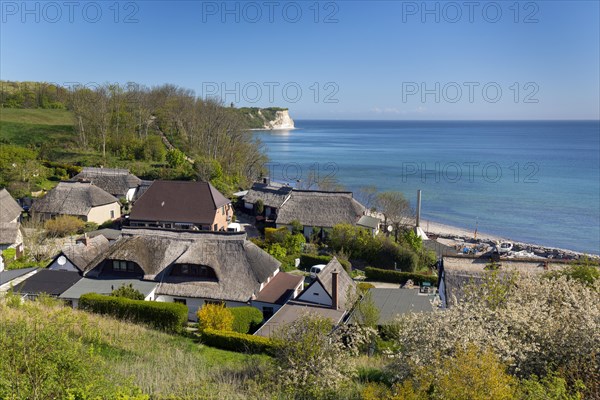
259, 109, 295, 130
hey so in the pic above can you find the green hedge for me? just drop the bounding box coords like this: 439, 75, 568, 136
230, 306, 264, 334
299, 254, 351, 273
201, 328, 276, 354
365, 267, 438, 286
79, 293, 188, 333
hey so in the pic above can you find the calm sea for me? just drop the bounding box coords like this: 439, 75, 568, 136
254, 120, 600, 254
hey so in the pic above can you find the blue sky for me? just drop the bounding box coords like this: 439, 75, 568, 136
1, 0, 599, 119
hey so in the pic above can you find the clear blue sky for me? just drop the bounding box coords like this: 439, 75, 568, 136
1, 0, 599, 119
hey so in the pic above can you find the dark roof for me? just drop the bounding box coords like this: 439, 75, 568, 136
60, 277, 158, 300
31, 182, 119, 217
352, 288, 434, 325
13, 269, 81, 296
0, 188, 23, 223
0, 267, 37, 286
254, 272, 304, 304
85, 228, 281, 302
276, 190, 366, 227
244, 182, 293, 209
254, 301, 346, 337
60, 235, 111, 271
71, 168, 141, 198
129, 181, 230, 224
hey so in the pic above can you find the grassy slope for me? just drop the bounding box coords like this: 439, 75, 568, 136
1, 299, 270, 399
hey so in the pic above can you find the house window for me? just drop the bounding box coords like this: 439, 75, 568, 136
174, 298, 187, 305
110, 210, 115, 219
111, 260, 138, 273
313, 292, 319, 296
263, 307, 274, 320
172, 264, 217, 279
213, 224, 218, 231
205, 300, 224, 306
222, 206, 225, 215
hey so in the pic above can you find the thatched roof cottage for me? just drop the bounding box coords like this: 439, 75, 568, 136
30, 182, 121, 225
83, 228, 303, 320
71, 167, 142, 202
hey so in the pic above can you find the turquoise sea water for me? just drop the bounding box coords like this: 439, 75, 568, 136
254, 120, 600, 254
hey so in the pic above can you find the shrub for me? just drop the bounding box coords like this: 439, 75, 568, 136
375, 240, 419, 272
299, 254, 332, 269
197, 303, 234, 332
44, 215, 85, 237
358, 282, 375, 292
365, 267, 437, 286
111, 284, 145, 300
230, 306, 264, 334
201, 328, 276, 354
79, 294, 187, 333
265, 227, 289, 244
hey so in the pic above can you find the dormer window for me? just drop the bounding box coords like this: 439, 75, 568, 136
171, 264, 217, 279
108, 260, 143, 275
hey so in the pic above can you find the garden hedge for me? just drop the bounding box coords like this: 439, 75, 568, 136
79, 293, 188, 333
230, 306, 264, 334
365, 267, 438, 286
201, 328, 277, 354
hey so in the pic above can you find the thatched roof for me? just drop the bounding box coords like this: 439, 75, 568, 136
31, 182, 118, 217
85, 228, 281, 302
0, 188, 23, 223
71, 168, 141, 198
0, 222, 20, 245
244, 182, 292, 208
61, 235, 110, 271
276, 190, 366, 227
130, 181, 230, 224
313, 257, 357, 311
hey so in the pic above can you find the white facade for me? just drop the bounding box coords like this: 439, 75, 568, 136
296, 280, 332, 307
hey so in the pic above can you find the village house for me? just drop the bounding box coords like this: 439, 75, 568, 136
276, 190, 370, 239
71, 167, 142, 202
255, 257, 357, 337
0, 188, 24, 263
0, 267, 37, 293
12, 269, 82, 300
129, 181, 233, 232
30, 181, 121, 224
243, 178, 293, 219
80, 228, 303, 320
47, 235, 111, 272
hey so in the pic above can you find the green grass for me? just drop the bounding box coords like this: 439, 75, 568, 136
1, 298, 272, 399
0, 108, 74, 125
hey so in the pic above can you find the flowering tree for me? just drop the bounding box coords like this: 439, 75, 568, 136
384, 271, 600, 396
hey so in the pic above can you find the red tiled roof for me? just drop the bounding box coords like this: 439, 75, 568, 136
255, 272, 304, 304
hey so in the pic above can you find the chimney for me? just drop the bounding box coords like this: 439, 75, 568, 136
331, 270, 339, 310
82, 233, 88, 246
416, 190, 422, 228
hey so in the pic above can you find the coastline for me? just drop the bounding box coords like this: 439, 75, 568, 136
420, 218, 599, 258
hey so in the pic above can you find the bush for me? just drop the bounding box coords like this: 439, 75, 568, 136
358, 282, 375, 292
365, 267, 437, 286
79, 293, 188, 333
265, 227, 289, 244
230, 306, 264, 334
44, 215, 85, 237
201, 328, 276, 354
197, 303, 233, 332
375, 240, 419, 272
111, 284, 144, 300
300, 254, 332, 269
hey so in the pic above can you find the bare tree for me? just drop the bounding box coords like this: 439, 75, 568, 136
376, 191, 414, 241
